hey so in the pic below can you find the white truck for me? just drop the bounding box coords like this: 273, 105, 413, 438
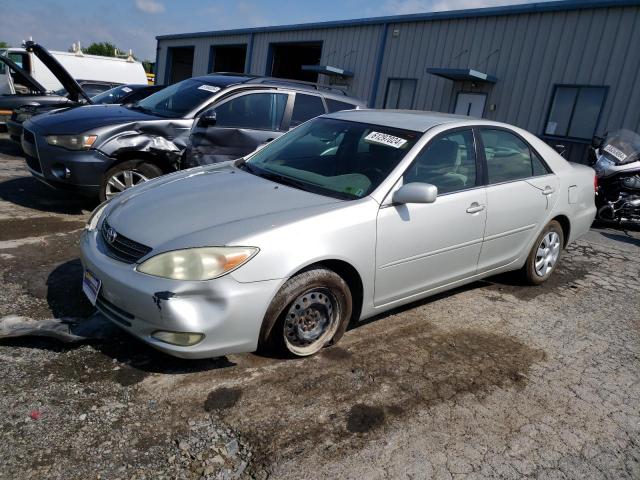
0, 45, 147, 94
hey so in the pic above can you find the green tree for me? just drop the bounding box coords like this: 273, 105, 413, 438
0, 41, 10, 49
80, 42, 119, 57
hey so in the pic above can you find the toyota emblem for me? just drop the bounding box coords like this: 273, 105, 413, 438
106, 227, 118, 244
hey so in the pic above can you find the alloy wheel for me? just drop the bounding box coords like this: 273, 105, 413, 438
105, 170, 149, 199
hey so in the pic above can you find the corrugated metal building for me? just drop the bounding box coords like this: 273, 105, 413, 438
155, 0, 640, 162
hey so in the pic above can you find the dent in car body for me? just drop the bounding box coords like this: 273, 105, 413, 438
185, 127, 282, 168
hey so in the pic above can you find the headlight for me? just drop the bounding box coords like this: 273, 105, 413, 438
15, 112, 32, 122
46, 134, 97, 150
85, 201, 109, 231
137, 246, 258, 281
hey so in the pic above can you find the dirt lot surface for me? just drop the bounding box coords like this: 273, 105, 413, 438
0, 132, 639, 479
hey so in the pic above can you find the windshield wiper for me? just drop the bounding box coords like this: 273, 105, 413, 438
239, 162, 315, 192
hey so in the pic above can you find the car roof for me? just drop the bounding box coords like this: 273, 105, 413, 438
192, 74, 257, 87
190, 73, 363, 102
324, 109, 478, 132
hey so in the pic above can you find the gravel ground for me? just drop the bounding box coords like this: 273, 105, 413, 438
0, 132, 639, 479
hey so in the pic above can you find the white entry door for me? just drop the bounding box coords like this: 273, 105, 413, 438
454, 93, 486, 117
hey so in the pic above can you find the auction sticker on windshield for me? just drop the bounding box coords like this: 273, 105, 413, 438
364, 131, 408, 149
82, 269, 101, 306
198, 84, 221, 94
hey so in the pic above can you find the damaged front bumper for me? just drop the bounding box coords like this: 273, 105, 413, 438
79, 229, 283, 359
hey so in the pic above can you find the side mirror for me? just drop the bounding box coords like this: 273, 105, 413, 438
554, 144, 566, 157
392, 182, 438, 205
198, 109, 217, 127
591, 135, 604, 149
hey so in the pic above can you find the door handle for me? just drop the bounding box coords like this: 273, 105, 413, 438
542, 186, 555, 195
466, 202, 486, 214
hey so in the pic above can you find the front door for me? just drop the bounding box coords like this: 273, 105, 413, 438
476, 128, 559, 271
189, 91, 290, 165
454, 93, 486, 117
375, 129, 486, 306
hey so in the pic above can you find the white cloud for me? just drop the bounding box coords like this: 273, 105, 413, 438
135, 0, 165, 14
380, 0, 531, 15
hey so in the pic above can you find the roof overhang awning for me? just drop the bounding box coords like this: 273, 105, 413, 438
301, 65, 354, 78
427, 67, 497, 84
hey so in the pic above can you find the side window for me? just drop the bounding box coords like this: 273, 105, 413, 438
531, 150, 550, 176
325, 98, 357, 113
290, 94, 326, 127
214, 92, 288, 130
404, 130, 477, 195
480, 129, 544, 184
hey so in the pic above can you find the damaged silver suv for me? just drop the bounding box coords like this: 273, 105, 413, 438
21, 73, 364, 201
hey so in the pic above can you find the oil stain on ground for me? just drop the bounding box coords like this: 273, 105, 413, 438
182, 324, 546, 466
483, 263, 589, 301
204, 387, 243, 411
0, 217, 86, 241
346, 404, 385, 433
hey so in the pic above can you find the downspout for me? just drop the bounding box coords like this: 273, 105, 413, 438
245, 33, 255, 74
154, 43, 160, 84
369, 22, 390, 108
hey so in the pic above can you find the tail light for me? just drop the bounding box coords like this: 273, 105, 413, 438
594, 174, 598, 194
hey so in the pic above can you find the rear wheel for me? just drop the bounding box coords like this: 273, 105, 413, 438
522, 220, 564, 285
100, 160, 162, 201
260, 268, 352, 357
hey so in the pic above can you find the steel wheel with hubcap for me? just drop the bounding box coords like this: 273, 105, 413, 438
260, 267, 353, 358
523, 220, 564, 285
534, 231, 561, 277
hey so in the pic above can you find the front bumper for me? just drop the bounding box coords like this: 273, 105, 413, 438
21, 128, 109, 197
79, 228, 282, 358
6, 119, 24, 143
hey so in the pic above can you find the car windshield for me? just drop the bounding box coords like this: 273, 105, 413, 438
131, 78, 221, 118
91, 85, 137, 104
242, 117, 420, 200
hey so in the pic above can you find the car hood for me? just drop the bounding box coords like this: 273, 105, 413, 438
0, 54, 46, 93
24, 41, 91, 103
104, 163, 343, 251
27, 104, 163, 134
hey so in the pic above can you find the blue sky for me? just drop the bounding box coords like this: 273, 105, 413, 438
1, 0, 552, 61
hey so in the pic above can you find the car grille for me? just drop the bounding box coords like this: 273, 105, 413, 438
24, 154, 42, 173
101, 220, 152, 263
95, 294, 133, 327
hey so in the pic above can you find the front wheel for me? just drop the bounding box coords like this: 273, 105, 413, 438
260, 268, 352, 357
100, 160, 163, 202
522, 220, 564, 285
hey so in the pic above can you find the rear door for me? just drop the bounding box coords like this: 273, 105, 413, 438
191, 90, 290, 164
477, 128, 558, 272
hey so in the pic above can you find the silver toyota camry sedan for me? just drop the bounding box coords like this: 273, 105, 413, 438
80, 110, 597, 359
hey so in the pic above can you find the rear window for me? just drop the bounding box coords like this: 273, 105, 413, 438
326, 98, 358, 113
290, 94, 326, 127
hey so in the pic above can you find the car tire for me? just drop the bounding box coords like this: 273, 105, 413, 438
522, 220, 564, 285
100, 160, 163, 202
259, 268, 353, 358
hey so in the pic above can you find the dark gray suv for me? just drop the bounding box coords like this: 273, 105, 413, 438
184, 78, 365, 167
21, 73, 364, 201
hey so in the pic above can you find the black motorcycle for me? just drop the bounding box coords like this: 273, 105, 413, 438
590, 129, 640, 225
